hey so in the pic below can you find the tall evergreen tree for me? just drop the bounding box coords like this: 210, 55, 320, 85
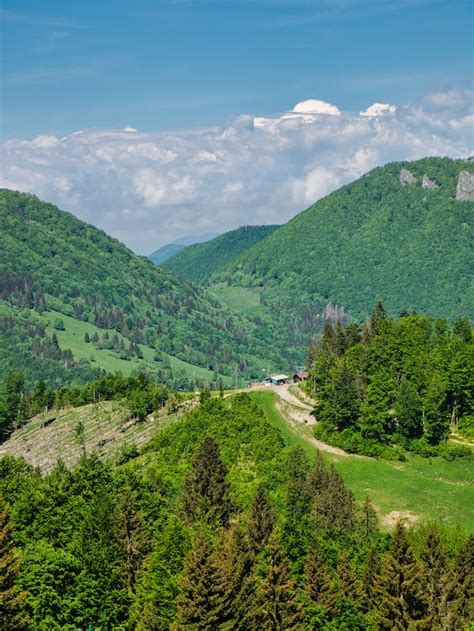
447, 534, 474, 629
0, 496, 29, 630
304, 543, 337, 617
314, 465, 355, 531
252, 531, 305, 630
247, 485, 276, 554
395, 378, 423, 439
182, 436, 235, 527
373, 522, 429, 630
358, 496, 378, 540
116, 488, 147, 595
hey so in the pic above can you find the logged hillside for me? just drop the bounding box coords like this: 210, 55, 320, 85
163, 224, 280, 284
0, 190, 282, 387
210, 158, 474, 349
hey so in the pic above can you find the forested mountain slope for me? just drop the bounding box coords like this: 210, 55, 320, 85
163, 224, 280, 284
210, 157, 474, 349
0, 190, 282, 388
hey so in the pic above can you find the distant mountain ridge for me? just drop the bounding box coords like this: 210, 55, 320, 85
163, 224, 280, 284
149, 232, 220, 264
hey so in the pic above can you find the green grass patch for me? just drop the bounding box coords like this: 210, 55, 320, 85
210, 283, 264, 316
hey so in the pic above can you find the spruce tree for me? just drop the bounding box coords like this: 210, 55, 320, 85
337, 551, 364, 608
252, 531, 305, 630
0, 496, 29, 630
358, 496, 378, 540
373, 522, 429, 630
314, 465, 355, 531
247, 485, 276, 554
116, 489, 147, 595
213, 524, 256, 630
182, 436, 235, 527
446, 534, 474, 629
304, 543, 336, 617
176, 534, 225, 630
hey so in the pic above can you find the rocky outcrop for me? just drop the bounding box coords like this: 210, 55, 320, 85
456, 171, 474, 201
400, 169, 417, 185
422, 175, 439, 189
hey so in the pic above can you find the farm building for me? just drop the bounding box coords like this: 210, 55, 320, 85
264, 374, 289, 386
293, 370, 309, 383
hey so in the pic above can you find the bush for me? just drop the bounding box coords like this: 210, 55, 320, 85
53, 318, 65, 331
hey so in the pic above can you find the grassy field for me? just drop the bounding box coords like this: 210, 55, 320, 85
210, 283, 264, 316
42, 310, 234, 385
249, 390, 474, 531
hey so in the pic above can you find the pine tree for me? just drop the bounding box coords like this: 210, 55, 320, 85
304, 543, 337, 616
247, 485, 276, 554
182, 436, 235, 527
306, 451, 328, 497
373, 522, 429, 630
0, 496, 29, 630
252, 531, 305, 630
176, 534, 225, 630
395, 378, 423, 439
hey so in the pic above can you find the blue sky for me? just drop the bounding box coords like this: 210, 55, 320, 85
2, 0, 472, 139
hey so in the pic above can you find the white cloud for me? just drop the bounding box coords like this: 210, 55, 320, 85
292, 99, 342, 116
359, 102, 397, 117
1, 90, 473, 254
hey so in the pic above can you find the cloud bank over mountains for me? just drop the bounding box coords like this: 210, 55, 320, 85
1, 90, 472, 254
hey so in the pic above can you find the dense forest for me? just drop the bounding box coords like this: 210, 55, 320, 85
207, 157, 474, 353
163, 225, 280, 285
0, 190, 285, 386
1, 391, 472, 630
304, 304, 474, 456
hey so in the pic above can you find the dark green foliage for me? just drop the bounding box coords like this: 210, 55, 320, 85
373, 522, 429, 630
211, 158, 474, 357
308, 309, 473, 450
0, 496, 29, 630
176, 534, 226, 630
252, 531, 305, 630
247, 484, 276, 554
164, 224, 280, 284
182, 435, 235, 527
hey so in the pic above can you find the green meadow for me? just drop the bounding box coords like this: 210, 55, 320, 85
249, 390, 474, 531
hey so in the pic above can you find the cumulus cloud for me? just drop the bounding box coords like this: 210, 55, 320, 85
292, 99, 341, 116
1, 92, 473, 254
359, 102, 397, 117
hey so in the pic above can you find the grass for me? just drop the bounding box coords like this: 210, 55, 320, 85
42, 309, 234, 385
210, 283, 264, 316
249, 390, 474, 531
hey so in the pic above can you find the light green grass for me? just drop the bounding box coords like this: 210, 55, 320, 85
42, 310, 233, 384
210, 283, 264, 316
249, 390, 474, 531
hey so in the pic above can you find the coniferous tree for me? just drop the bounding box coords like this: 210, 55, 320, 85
247, 485, 276, 554
373, 522, 429, 630
252, 531, 305, 630
419, 527, 452, 629
314, 465, 355, 531
0, 496, 29, 630
337, 551, 364, 608
306, 451, 328, 497
447, 534, 474, 629
304, 543, 337, 617
182, 436, 235, 527
116, 489, 147, 595
395, 378, 423, 439
176, 534, 225, 630
358, 496, 378, 540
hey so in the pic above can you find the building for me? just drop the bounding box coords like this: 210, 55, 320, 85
264, 374, 290, 386
293, 370, 309, 383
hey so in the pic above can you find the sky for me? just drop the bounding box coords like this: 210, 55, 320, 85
1, 0, 473, 253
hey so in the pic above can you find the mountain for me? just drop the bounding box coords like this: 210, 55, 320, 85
149, 232, 220, 264
0, 190, 283, 389
163, 224, 280, 284
206, 157, 474, 350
